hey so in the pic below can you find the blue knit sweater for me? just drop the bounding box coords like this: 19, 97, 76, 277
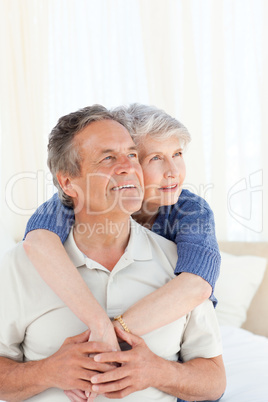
24, 189, 220, 305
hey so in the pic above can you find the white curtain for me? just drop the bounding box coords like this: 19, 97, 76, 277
0, 0, 267, 242
0, 0, 49, 240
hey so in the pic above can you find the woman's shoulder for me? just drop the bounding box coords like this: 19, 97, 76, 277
153, 190, 216, 240
176, 189, 212, 212
165, 189, 216, 228
164, 189, 215, 222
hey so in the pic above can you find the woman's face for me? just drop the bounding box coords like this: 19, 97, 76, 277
138, 135, 186, 213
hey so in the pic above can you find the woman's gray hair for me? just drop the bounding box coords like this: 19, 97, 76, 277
111, 103, 191, 150
48, 104, 121, 207
48, 103, 190, 207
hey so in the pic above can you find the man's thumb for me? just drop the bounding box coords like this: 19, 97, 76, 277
65, 329, 91, 345
115, 326, 140, 347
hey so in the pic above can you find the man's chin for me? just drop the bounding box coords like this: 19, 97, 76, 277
115, 198, 143, 216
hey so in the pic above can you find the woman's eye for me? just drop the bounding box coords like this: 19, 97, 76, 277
174, 151, 183, 157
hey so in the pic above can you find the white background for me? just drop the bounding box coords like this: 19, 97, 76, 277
0, 0, 267, 242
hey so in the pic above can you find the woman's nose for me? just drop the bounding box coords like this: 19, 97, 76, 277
164, 160, 180, 178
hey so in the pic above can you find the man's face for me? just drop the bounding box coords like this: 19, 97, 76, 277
68, 120, 144, 218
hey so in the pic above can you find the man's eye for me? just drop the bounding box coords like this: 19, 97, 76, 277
151, 155, 161, 161
103, 155, 113, 161
174, 151, 183, 157
128, 153, 138, 158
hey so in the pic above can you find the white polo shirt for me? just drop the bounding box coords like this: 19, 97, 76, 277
0, 218, 222, 402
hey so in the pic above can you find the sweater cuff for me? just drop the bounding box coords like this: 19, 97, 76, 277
175, 242, 221, 302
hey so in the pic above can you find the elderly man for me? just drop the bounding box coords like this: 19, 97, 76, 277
0, 105, 225, 402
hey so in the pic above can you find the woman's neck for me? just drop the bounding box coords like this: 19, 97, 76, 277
132, 205, 159, 230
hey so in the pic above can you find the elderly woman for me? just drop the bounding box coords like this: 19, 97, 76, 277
24, 104, 221, 402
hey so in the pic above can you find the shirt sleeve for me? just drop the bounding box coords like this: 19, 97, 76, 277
154, 190, 221, 305
180, 299, 222, 362
23, 193, 75, 243
0, 249, 25, 361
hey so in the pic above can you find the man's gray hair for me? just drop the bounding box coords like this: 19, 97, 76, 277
48, 104, 127, 207
48, 103, 190, 207
111, 103, 191, 151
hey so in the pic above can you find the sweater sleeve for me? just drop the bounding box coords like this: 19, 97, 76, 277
153, 190, 221, 306
23, 193, 75, 243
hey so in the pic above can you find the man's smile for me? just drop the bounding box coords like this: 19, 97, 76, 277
111, 184, 137, 191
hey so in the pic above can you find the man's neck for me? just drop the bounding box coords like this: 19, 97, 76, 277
73, 214, 131, 271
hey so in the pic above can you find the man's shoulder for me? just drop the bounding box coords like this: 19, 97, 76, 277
1, 241, 26, 265
145, 225, 177, 250
0, 241, 44, 284
131, 218, 176, 247
0, 241, 36, 278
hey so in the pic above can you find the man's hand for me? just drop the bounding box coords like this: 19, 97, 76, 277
87, 323, 121, 402
89, 327, 162, 398
44, 330, 116, 393
0, 330, 117, 402
64, 389, 88, 402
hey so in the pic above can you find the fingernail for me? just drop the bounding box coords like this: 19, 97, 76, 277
91, 376, 97, 383
94, 354, 101, 362
92, 385, 99, 392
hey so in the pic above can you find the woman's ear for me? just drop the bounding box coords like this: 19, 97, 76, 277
56, 173, 77, 198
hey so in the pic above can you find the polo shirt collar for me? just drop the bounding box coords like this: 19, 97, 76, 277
125, 217, 152, 261
64, 229, 85, 268
64, 217, 153, 270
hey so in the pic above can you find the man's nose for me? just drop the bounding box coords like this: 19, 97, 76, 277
114, 155, 134, 174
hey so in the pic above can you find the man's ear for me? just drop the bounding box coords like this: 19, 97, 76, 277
56, 173, 77, 198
